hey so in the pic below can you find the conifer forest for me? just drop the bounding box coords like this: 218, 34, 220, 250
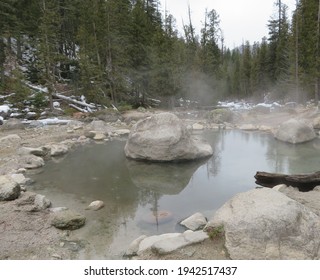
0, 0, 320, 109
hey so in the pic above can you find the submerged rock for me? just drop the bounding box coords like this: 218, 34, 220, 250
274, 118, 316, 144
142, 210, 173, 225
205, 188, 320, 259
20, 155, 45, 169
124, 112, 213, 161
86, 200, 105, 211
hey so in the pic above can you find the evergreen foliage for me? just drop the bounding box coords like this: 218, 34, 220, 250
0, 0, 319, 107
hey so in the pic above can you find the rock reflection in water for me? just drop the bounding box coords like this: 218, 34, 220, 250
126, 158, 208, 195
126, 158, 210, 228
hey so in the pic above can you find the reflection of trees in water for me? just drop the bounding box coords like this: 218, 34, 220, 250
202, 130, 224, 177
206, 152, 221, 177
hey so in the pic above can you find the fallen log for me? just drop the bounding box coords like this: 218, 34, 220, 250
254, 171, 320, 192
53, 93, 96, 109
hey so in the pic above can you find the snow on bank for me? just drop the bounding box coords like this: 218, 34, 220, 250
217, 101, 283, 111
22, 117, 71, 125
0, 105, 11, 113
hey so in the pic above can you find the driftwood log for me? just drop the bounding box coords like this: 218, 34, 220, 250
255, 171, 320, 192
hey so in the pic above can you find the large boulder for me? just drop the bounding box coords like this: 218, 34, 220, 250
124, 113, 213, 161
205, 188, 320, 259
274, 118, 316, 144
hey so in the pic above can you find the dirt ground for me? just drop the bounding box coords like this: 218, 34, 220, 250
0, 106, 319, 260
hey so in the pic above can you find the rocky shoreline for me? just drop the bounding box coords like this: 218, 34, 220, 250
1, 106, 320, 260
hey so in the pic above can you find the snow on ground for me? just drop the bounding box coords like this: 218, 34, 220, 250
217, 101, 253, 110
0, 105, 11, 113
21, 117, 70, 125
217, 100, 283, 111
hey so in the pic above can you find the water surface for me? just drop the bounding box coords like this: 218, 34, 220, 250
30, 130, 320, 258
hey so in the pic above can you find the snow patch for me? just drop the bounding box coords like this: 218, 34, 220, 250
0, 105, 11, 113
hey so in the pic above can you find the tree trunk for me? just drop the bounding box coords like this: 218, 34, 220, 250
295, 0, 300, 102
316, 0, 320, 106
254, 171, 320, 192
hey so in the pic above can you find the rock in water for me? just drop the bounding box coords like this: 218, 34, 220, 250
124, 112, 213, 161
274, 118, 316, 144
142, 210, 174, 225
86, 200, 105, 211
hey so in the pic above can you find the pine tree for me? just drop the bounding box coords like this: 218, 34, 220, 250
0, 0, 16, 89
199, 9, 221, 75
37, 0, 62, 110
297, 0, 319, 100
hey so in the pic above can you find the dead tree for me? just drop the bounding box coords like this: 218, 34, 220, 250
254, 171, 320, 192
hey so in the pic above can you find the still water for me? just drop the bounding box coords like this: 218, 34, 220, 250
30, 130, 320, 258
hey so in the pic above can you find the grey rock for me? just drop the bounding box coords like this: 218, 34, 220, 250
137, 233, 181, 255
272, 184, 287, 192
0, 175, 21, 201
0, 134, 21, 145
92, 132, 106, 141
180, 212, 207, 231
49, 207, 69, 213
20, 155, 45, 169
274, 118, 316, 144
85, 200, 105, 211
87, 120, 108, 131
238, 124, 258, 131
192, 123, 204, 130
48, 144, 69, 157
16, 192, 51, 211
0, 118, 24, 130
25, 112, 38, 120
152, 230, 209, 255
279, 185, 320, 217
28, 120, 45, 128
206, 188, 320, 259
51, 210, 86, 230
313, 116, 320, 129
125, 235, 148, 256
124, 112, 213, 161
206, 109, 234, 124
114, 129, 130, 136
9, 173, 28, 185
18, 146, 48, 157
132, 230, 209, 256
34, 194, 51, 210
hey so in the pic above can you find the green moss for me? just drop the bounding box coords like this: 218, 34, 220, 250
205, 225, 225, 240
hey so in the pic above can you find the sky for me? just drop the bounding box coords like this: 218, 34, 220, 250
159, 0, 297, 49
